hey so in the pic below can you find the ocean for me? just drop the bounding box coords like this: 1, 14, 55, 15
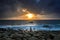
0, 20, 60, 31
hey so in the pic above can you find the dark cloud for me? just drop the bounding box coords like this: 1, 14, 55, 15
39, 0, 60, 14
0, 0, 60, 18
0, 0, 23, 18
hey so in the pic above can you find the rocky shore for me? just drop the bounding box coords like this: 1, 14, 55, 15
0, 28, 60, 40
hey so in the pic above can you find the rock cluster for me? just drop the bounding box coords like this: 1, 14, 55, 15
0, 28, 60, 40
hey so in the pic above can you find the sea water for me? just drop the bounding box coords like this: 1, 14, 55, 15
0, 20, 60, 31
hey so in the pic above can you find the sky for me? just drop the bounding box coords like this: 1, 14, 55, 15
0, 0, 60, 20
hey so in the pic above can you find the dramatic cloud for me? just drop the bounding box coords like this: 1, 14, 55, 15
35, 0, 40, 4
0, 0, 23, 18
0, 0, 60, 20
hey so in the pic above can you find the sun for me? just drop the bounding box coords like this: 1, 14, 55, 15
25, 13, 35, 19
22, 9, 36, 20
